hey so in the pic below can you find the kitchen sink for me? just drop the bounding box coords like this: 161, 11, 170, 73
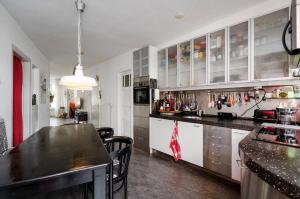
183, 116, 202, 120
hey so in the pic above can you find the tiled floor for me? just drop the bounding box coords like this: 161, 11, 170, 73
32, 149, 239, 199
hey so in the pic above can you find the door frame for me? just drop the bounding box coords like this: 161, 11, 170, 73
117, 69, 133, 138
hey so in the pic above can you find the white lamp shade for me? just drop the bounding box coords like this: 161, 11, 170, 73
59, 75, 97, 90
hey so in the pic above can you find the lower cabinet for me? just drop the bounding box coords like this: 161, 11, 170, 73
203, 125, 232, 178
149, 118, 174, 156
178, 122, 203, 167
231, 129, 250, 182
150, 119, 203, 167
149, 117, 251, 182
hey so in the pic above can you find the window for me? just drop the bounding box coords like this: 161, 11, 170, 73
122, 74, 131, 88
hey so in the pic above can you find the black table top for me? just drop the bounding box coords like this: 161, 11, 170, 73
0, 124, 111, 188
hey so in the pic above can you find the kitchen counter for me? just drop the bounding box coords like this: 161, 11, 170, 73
149, 113, 258, 131
240, 130, 300, 198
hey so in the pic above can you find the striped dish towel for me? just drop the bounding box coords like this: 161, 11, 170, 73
170, 121, 181, 161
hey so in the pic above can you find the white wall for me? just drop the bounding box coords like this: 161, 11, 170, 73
0, 3, 50, 147
86, 51, 133, 135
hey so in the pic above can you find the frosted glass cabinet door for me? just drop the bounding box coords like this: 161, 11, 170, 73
254, 8, 290, 80
133, 50, 140, 78
193, 36, 207, 85
210, 29, 226, 83
158, 49, 167, 88
140, 47, 149, 77
168, 45, 178, 87
229, 21, 249, 82
179, 41, 191, 87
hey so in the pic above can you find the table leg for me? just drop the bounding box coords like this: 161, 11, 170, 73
93, 168, 106, 199
109, 162, 113, 199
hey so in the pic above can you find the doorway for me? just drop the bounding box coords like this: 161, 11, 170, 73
118, 70, 133, 138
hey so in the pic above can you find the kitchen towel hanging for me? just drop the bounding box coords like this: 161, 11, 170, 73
13, 55, 23, 147
170, 121, 181, 161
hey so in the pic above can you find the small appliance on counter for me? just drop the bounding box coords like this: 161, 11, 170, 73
254, 109, 277, 123
217, 112, 237, 120
276, 107, 298, 125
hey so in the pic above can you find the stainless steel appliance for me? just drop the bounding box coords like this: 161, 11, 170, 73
276, 107, 298, 125
203, 125, 231, 177
253, 124, 300, 148
283, 0, 300, 55
133, 77, 157, 153
240, 161, 289, 199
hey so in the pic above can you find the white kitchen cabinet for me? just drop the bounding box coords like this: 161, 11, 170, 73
178, 122, 203, 167
179, 41, 191, 87
229, 21, 250, 82
133, 46, 157, 78
209, 29, 227, 84
158, 49, 167, 88
253, 8, 290, 80
149, 118, 174, 155
231, 129, 250, 181
193, 35, 207, 85
168, 45, 178, 88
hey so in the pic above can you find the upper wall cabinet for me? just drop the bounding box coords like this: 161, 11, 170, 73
158, 49, 167, 88
133, 50, 141, 78
229, 21, 250, 82
209, 29, 226, 84
157, 7, 292, 90
133, 46, 157, 78
179, 41, 191, 87
168, 45, 178, 88
253, 8, 290, 80
193, 36, 207, 85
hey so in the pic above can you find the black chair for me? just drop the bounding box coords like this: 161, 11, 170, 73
105, 136, 133, 199
96, 127, 114, 143
85, 136, 133, 199
0, 118, 8, 155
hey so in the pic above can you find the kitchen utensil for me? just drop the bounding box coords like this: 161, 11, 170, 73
221, 94, 227, 104
217, 96, 222, 110
211, 94, 215, 108
208, 94, 212, 108
244, 92, 250, 102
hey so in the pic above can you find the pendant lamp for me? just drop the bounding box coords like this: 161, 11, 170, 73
59, 0, 97, 90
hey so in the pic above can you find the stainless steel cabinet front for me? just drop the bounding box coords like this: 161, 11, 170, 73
203, 125, 232, 177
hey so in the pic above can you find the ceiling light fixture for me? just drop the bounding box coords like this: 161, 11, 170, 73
175, 12, 185, 20
59, 0, 97, 90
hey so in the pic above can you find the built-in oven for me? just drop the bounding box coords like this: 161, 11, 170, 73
134, 86, 150, 105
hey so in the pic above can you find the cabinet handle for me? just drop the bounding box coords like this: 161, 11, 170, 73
157, 119, 162, 122
194, 125, 201, 128
233, 132, 247, 135
236, 160, 247, 169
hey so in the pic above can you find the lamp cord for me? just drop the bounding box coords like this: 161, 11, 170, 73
77, 2, 82, 66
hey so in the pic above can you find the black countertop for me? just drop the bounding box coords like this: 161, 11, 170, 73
240, 129, 300, 198
150, 113, 258, 131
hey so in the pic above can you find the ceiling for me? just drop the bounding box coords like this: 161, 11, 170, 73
1, 0, 265, 77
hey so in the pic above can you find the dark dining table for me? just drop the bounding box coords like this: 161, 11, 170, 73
0, 124, 112, 199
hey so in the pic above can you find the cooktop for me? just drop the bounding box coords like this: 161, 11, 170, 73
254, 123, 300, 148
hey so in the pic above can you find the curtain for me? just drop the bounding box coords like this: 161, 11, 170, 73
13, 55, 23, 146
